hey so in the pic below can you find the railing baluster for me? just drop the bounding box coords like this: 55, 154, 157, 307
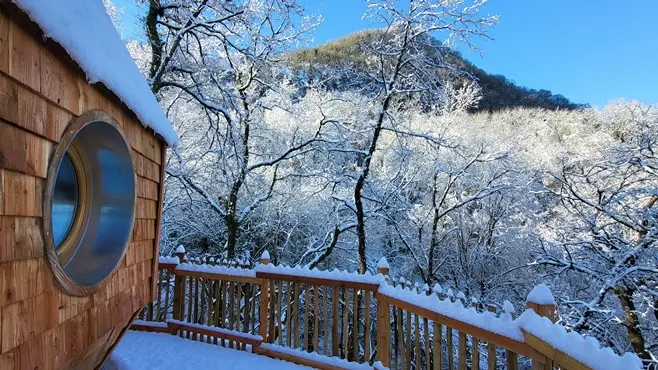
458, 331, 467, 370
447, 327, 454, 370
156, 269, 163, 320
304, 283, 311, 352
313, 284, 320, 352
332, 285, 339, 356
405, 309, 411, 369
193, 277, 200, 328
229, 281, 236, 348
506, 350, 519, 370
207, 279, 213, 343
415, 313, 421, 370
243, 283, 251, 334
276, 281, 282, 345
323, 286, 329, 355
293, 282, 301, 349
352, 288, 359, 362
286, 281, 292, 347
251, 283, 257, 334
487, 305, 497, 370
200, 278, 206, 325
397, 308, 405, 369
473, 335, 480, 370
433, 321, 442, 370
237, 281, 243, 348
221, 280, 228, 345
342, 287, 350, 359
364, 290, 370, 363
186, 276, 193, 339
268, 279, 276, 344
424, 317, 430, 370
258, 276, 269, 345
163, 269, 171, 321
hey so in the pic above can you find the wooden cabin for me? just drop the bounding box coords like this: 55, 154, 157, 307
0, 1, 177, 369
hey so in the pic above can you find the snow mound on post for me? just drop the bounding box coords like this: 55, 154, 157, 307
516, 310, 643, 370
261, 250, 270, 260
12, 0, 178, 146
376, 257, 389, 269
527, 284, 556, 305
175, 245, 186, 254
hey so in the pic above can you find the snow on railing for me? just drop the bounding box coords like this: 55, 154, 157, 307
176, 262, 256, 278
141, 247, 642, 370
255, 263, 386, 286
158, 256, 179, 265
517, 310, 642, 370
377, 282, 524, 341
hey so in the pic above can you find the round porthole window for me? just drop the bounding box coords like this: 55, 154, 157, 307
44, 111, 136, 296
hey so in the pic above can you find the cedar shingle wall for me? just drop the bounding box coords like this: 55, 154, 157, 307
0, 9, 164, 370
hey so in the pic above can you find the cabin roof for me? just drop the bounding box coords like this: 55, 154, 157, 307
12, 0, 178, 146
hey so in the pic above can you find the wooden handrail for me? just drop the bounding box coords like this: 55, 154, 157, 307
135, 251, 631, 370
176, 269, 262, 285
255, 271, 380, 291
376, 292, 545, 363
158, 261, 178, 270
522, 329, 589, 370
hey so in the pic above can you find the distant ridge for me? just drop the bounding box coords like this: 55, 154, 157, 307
288, 29, 583, 112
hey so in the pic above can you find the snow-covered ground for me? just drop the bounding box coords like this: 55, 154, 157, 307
105, 331, 312, 370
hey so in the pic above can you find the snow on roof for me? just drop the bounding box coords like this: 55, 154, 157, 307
175, 245, 186, 254
376, 257, 389, 269
12, 0, 178, 146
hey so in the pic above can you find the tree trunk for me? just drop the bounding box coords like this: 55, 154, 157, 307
354, 95, 390, 274
614, 286, 649, 360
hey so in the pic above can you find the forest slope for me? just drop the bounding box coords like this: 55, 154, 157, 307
288, 29, 583, 111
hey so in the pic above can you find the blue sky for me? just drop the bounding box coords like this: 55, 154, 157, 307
114, 0, 658, 107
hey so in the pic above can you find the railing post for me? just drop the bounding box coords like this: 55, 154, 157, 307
172, 245, 186, 335
259, 251, 271, 343
376, 258, 391, 367
526, 284, 557, 370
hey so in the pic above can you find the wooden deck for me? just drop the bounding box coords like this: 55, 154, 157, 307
105, 331, 312, 370
125, 252, 629, 370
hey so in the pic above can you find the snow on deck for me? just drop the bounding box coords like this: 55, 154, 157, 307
105, 331, 312, 370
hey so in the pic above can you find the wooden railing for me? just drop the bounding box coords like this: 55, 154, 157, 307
133, 251, 638, 370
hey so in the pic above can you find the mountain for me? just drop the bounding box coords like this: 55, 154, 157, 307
287, 29, 583, 112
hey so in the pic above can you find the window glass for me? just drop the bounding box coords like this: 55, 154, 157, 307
52, 153, 78, 247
